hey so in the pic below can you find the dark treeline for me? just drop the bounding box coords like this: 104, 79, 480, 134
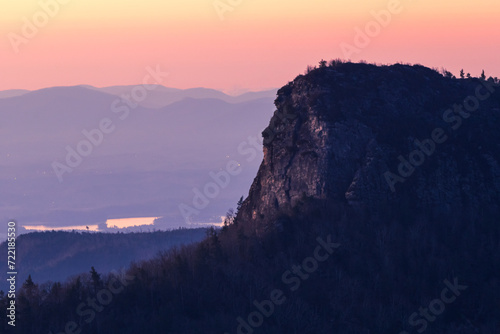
2, 201, 499, 333
0, 228, 208, 293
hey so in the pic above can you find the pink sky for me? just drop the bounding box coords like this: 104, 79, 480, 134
1, 0, 499, 93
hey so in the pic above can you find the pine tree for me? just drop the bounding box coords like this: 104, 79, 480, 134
236, 196, 244, 212
206, 227, 222, 260
460, 69, 465, 79
23, 275, 35, 289
21, 274, 38, 304
233, 196, 244, 226
481, 70, 486, 80
90, 266, 101, 292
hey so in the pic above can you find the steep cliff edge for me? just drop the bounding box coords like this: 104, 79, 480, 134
238, 62, 500, 231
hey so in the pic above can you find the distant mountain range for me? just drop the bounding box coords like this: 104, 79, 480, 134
0, 89, 30, 99
0, 85, 277, 237
0, 85, 278, 108
85, 85, 278, 108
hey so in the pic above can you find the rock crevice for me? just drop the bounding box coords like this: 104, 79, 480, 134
238, 63, 500, 230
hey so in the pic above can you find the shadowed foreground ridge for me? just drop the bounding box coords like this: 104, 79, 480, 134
3, 63, 500, 334
239, 62, 500, 232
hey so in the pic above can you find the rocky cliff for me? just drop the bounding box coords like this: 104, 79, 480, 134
238, 62, 500, 231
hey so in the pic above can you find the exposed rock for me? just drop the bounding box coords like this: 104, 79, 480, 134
238, 63, 500, 231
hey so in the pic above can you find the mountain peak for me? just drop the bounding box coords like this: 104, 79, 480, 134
238, 62, 500, 232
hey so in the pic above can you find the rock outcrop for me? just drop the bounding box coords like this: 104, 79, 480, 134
238, 63, 500, 231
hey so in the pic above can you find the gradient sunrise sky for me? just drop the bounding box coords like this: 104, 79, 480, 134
1, 0, 499, 93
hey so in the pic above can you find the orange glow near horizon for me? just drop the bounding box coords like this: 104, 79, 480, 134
105, 217, 158, 229
0, 0, 499, 92
22, 217, 159, 232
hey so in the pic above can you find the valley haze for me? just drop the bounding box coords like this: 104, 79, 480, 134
0, 85, 278, 240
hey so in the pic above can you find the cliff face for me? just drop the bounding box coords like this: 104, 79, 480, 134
238, 63, 500, 230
